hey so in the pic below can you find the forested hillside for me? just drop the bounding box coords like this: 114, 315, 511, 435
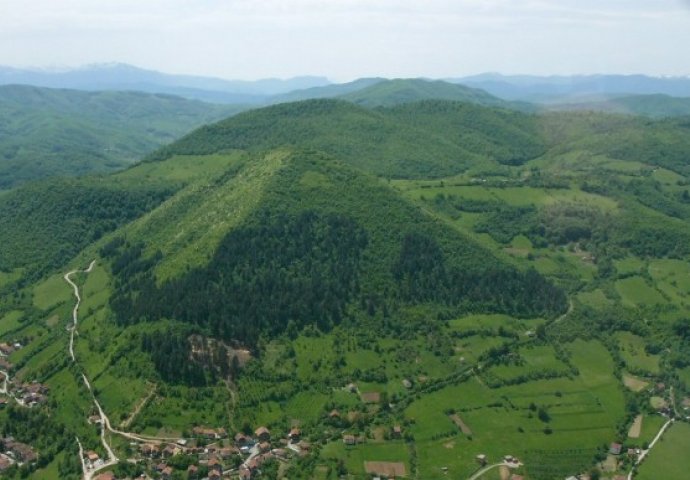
0, 85, 244, 188
2, 98, 690, 480
149, 99, 547, 178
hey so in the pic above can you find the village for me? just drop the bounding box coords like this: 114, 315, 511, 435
78, 424, 313, 480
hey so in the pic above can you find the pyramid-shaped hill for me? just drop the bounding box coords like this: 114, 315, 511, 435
148, 98, 547, 179
105, 149, 566, 347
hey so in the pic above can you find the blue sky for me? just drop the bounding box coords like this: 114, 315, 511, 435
1, 0, 688, 80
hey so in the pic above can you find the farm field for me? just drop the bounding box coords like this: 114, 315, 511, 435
615, 332, 661, 374
636, 422, 690, 480
320, 441, 410, 478
404, 340, 624, 480
0, 310, 23, 336
615, 276, 666, 308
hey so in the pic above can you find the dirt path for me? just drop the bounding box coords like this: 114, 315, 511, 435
64, 260, 95, 362
468, 461, 521, 480
65, 260, 180, 479
120, 385, 156, 429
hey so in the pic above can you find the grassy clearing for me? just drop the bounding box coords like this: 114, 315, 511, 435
635, 415, 667, 447
116, 153, 244, 183
636, 422, 690, 480
320, 440, 410, 477
615, 276, 666, 308
136, 386, 229, 436
0, 310, 23, 337
0, 268, 22, 289
577, 289, 612, 308
33, 273, 71, 311
614, 257, 646, 276
488, 345, 569, 382
615, 332, 660, 374
678, 367, 690, 389
648, 259, 690, 303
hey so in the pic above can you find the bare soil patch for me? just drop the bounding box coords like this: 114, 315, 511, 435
450, 414, 473, 435
623, 374, 649, 392
628, 414, 643, 438
364, 461, 406, 477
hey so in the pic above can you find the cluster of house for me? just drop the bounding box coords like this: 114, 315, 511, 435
609, 442, 642, 460
0, 437, 37, 472
128, 425, 309, 479
343, 424, 403, 446
15, 381, 49, 407
0, 342, 20, 357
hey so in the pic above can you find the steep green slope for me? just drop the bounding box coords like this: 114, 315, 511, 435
0, 85, 245, 188
105, 149, 565, 351
149, 98, 547, 178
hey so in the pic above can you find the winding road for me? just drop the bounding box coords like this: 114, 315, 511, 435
64, 260, 95, 362
65, 261, 184, 479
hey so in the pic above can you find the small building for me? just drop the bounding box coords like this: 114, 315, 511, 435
343, 434, 356, 445
239, 465, 252, 480
140, 443, 161, 457
255, 426, 271, 442
510, 475, 524, 480
258, 441, 271, 453
610, 442, 623, 455
0, 456, 13, 471
402, 379, 412, 389
207, 456, 223, 472
86, 451, 100, 463
328, 409, 341, 419
392, 425, 402, 438
235, 432, 249, 446
161, 466, 173, 479
288, 427, 301, 442
476, 454, 487, 466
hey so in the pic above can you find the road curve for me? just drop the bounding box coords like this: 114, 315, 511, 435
64, 260, 96, 362
65, 260, 181, 479
468, 462, 520, 480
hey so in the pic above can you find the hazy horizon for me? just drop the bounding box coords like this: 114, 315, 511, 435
1, 0, 689, 82
2, 61, 690, 84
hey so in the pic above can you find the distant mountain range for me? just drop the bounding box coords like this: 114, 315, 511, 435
453, 73, 690, 102
3, 64, 690, 107
0, 63, 330, 104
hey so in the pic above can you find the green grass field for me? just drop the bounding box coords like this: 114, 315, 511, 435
0, 310, 23, 337
320, 440, 410, 477
636, 422, 690, 480
615, 332, 660, 374
33, 273, 72, 311
615, 276, 666, 308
